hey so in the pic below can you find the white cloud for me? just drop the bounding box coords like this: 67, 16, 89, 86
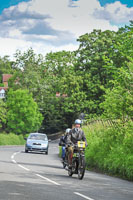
0, 0, 132, 59
8, 29, 22, 38
94, 1, 133, 23
0, 36, 78, 60
29, 0, 117, 36
0, 37, 31, 59
32, 34, 57, 40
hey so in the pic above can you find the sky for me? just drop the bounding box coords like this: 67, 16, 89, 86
0, 0, 132, 60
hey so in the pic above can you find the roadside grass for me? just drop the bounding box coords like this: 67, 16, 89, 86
59, 146, 62, 157
83, 121, 133, 181
0, 132, 25, 145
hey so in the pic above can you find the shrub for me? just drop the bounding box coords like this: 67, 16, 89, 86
0, 133, 25, 145
83, 120, 133, 181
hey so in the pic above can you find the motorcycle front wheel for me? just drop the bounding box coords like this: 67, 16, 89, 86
68, 168, 73, 176
78, 156, 85, 180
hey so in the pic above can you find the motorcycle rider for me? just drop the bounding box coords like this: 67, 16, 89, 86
59, 128, 71, 162
67, 119, 87, 168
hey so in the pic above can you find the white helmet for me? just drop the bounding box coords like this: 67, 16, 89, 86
74, 119, 82, 124
66, 128, 71, 133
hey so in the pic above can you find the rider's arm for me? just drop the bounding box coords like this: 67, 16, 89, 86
66, 131, 73, 146
82, 130, 88, 146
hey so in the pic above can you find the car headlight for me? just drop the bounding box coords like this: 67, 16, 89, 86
26, 141, 31, 145
41, 143, 47, 148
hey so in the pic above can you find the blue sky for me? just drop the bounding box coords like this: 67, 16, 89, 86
0, 0, 28, 13
99, 0, 133, 7
0, 0, 132, 59
0, 0, 132, 13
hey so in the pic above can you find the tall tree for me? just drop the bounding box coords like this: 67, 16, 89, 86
100, 22, 133, 121
39, 50, 78, 132
9, 49, 45, 100
75, 23, 133, 115
0, 99, 7, 130
100, 60, 133, 122
0, 56, 16, 83
6, 89, 43, 134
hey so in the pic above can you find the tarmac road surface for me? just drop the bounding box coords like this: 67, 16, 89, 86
0, 140, 133, 200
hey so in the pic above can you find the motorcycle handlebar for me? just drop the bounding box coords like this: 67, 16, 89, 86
67, 143, 84, 148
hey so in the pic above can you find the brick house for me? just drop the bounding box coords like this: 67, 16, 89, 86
0, 74, 12, 99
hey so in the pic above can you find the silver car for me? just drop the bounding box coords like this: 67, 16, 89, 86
25, 133, 49, 154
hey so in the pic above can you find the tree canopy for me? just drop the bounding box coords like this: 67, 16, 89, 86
6, 89, 43, 134
0, 22, 132, 133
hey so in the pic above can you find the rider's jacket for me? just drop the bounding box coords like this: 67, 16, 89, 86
59, 135, 68, 146
67, 128, 87, 146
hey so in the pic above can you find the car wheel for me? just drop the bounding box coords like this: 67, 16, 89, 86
45, 150, 48, 155
25, 149, 28, 153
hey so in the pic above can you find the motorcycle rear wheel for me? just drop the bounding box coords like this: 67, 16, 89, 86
63, 162, 66, 168
78, 156, 85, 180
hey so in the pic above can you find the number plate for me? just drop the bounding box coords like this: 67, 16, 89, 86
78, 141, 85, 148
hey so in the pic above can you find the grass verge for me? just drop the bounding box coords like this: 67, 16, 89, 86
0, 133, 25, 145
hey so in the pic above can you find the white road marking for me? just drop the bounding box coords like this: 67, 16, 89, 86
74, 192, 95, 200
8, 193, 22, 196
11, 151, 60, 186
12, 159, 17, 164
11, 152, 20, 163
36, 173, 60, 186
18, 164, 30, 171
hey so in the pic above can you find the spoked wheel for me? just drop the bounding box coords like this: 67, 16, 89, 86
62, 160, 66, 168
78, 156, 85, 180
73, 160, 78, 174
63, 163, 66, 168
68, 168, 73, 176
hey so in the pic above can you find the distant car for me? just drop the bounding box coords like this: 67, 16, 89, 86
25, 133, 49, 154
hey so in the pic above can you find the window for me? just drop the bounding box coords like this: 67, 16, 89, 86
0, 89, 5, 98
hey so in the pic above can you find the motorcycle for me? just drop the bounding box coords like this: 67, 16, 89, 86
63, 141, 86, 180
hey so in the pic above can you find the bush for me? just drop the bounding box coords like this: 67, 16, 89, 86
0, 133, 25, 145
59, 145, 62, 157
83, 120, 133, 181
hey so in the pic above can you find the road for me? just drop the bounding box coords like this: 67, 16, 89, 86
0, 140, 133, 200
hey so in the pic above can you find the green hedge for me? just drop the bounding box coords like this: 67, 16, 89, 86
83, 121, 133, 181
59, 145, 62, 157
0, 133, 25, 145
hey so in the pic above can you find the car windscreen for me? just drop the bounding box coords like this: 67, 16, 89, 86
28, 134, 47, 141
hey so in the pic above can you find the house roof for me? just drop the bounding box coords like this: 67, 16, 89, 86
0, 89, 5, 93
0, 87, 8, 91
2, 74, 12, 82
